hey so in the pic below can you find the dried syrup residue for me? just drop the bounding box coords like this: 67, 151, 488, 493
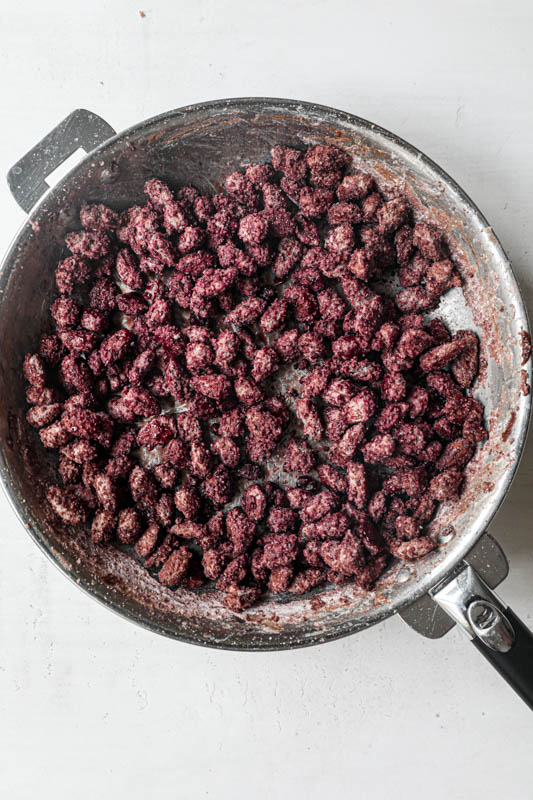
520, 330, 532, 366
521, 369, 530, 396
502, 411, 516, 442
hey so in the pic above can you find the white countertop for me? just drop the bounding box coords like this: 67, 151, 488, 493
1, 1, 533, 797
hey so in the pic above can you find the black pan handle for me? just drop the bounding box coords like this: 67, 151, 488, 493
471, 607, 533, 710
7, 109, 116, 213
433, 564, 533, 710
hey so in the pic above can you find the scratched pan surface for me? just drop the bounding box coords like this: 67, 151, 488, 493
0, 98, 530, 649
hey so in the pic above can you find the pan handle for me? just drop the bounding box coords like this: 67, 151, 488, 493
7, 109, 116, 213
433, 564, 533, 710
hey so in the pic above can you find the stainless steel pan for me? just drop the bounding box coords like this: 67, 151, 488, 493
1, 100, 532, 704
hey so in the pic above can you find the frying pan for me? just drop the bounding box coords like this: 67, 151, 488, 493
1, 99, 532, 706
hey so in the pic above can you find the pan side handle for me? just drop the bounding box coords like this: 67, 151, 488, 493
7, 109, 116, 213
433, 564, 533, 711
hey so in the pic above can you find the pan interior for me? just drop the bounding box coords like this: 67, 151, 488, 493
0, 98, 529, 649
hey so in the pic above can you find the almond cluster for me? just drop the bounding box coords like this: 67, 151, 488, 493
23, 142, 487, 611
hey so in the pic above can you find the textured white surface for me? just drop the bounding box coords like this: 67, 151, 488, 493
1, 1, 533, 797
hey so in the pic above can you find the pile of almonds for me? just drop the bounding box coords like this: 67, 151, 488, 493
23, 142, 487, 611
